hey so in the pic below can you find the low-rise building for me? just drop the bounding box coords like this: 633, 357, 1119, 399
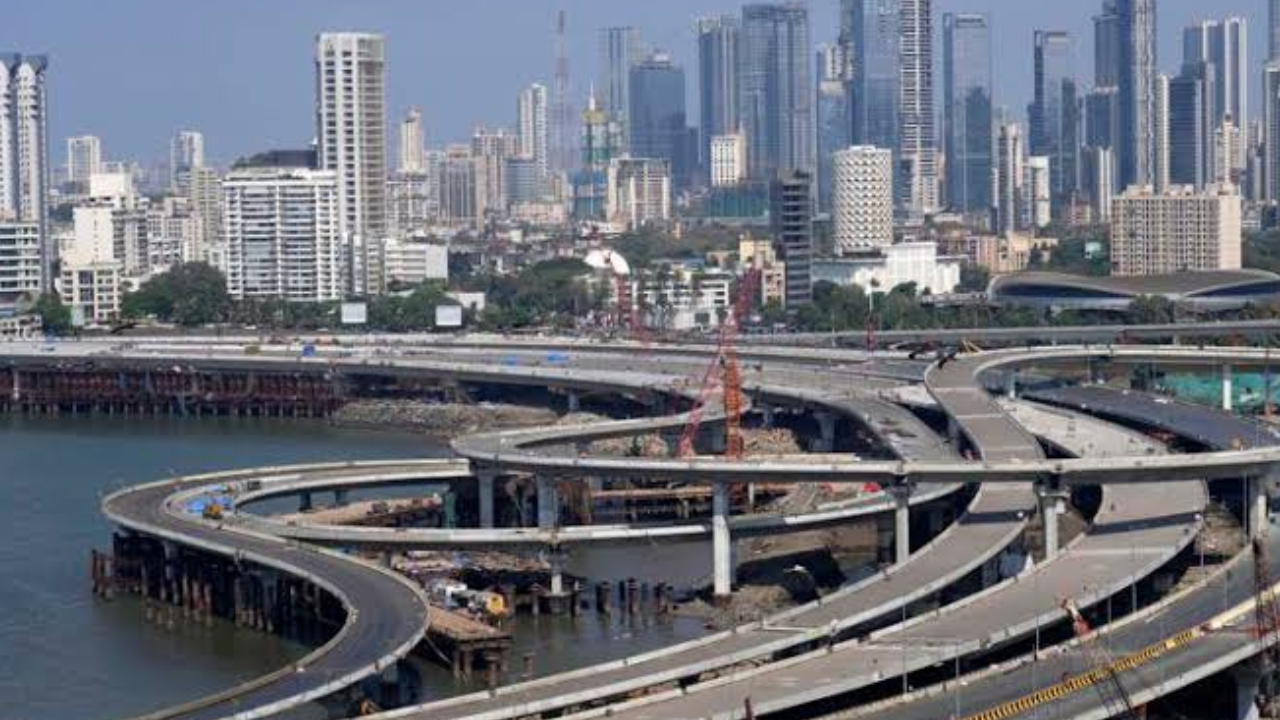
384, 236, 448, 287
812, 242, 963, 295
59, 261, 122, 324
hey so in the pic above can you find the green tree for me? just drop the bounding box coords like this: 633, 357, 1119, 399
958, 263, 991, 293
1126, 295, 1177, 325
122, 263, 231, 326
33, 293, 72, 334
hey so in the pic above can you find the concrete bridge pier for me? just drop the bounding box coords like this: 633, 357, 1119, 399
299, 491, 313, 513
476, 470, 497, 529
334, 489, 349, 507
814, 412, 837, 453
712, 482, 733, 600
566, 391, 581, 414
536, 476, 559, 531
543, 546, 571, 614
1233, 658, 1264, 720
1004, 371, 1018, 400
1248, 473, 1272, 540
761, 404, 776, 429
1224, 364, 1235, 413
1036, 482, 1069, 561
886, 482, 914, 565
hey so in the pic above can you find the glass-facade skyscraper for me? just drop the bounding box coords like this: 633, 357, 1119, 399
1116, 0, 1158, 189
740, 3, 814, 179
942, 13, 993, 215
1030, 31, 1079, 206
629, 53, 692, 189
697, 16, 739, 180
848, 0, 900, 156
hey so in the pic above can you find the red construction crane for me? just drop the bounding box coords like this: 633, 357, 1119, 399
677, 269, 760, 459
1061, 598, 1140, 719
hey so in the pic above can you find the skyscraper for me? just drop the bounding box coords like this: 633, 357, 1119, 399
697, 16, 740, 180
1093, 1, 1121, 88
599, 26, 644, 149
1030, 31, 1079, 208
170, 130, 205, 187
1264, 63, 1280, 201
315, 33, 388, 296
1116, 0, 1158, 190
576, 89, 624, 219
629, 52, 692, 187
398, 108, 425, 174
996, 121, 1025, 235
816, 44, 850, 213
848, 0, 900, 156
66, 135, 103, 187
1167, 63, 1215, 189
1271, 0, 1280, 62
942, 13, 993, 215
1183, 18, 1248, 175
551, 11, 576, 178
898, 0, 939, 216
0, 54, 51, 288
517, 84, 549, 179
740, 3, 814, 179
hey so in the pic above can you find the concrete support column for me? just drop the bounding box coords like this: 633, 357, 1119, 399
1233, 659, 1264, 720
1004, 371, 1018, 400
536, 476, 559, 531
476, 470, 497, 529
814, 412, 837, 453
547, 546, 566, 597
10, 370, 20, 402
333, 489, 349, 507
712, 482, 733, 600
1037, 485, 1068, 560
761, 404, 776, 429
299, 491, 313, 513
886, 483, 913, 565
1248, 476, 1271, 540
566, 391, 581, 414
1224, 364, 1235, 413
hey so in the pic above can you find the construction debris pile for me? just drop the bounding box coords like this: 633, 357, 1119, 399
333, 400, 559, 436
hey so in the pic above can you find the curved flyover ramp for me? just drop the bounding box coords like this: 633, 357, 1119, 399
103, 463, 435, 720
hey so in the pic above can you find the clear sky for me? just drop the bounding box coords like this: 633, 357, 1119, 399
1, 0, 1268, 167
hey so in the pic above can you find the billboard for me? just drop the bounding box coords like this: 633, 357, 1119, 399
435, 305, 463, 329
340, 302, 368, 326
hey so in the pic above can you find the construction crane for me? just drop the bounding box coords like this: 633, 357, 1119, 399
1062, 598, 1140, 719
677, 269, 760, 459
1253, 537, 1280, 668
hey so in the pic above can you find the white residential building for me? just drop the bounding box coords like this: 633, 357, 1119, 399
59, 262, 122, 324
606, 157, 671, 229
66, 135, 103, 187
383, 236, 448, 287
997, 122, 1025, 235
517, 84, 550, 179
1110, 185, 1242, 276
398, 107, 425, 174
170, 130, 205, 186
1025, 155, 1052, 229
812, 242, 962, 296
222, 167, 342, 302
0, 222, 42, 310
832, 146, 894, 252
710, 133, 747, 187
0, 55, 51, 288
316, 33, 389, 295
634, 265, 733, 330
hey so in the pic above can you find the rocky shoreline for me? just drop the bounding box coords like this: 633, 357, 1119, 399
332, 399, 560, 437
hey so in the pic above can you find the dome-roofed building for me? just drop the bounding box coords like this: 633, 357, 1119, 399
988, 270, 1280, 314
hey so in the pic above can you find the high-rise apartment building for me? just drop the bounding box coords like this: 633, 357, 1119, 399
575, 90, 624, 220
398, 108, 425, 174
1271, 0, 1280, 62
0, 54, 50, 289
170, 130, 205, 187
942, 13, 993, 215
816, 44, 850, 213
771, 170, 813, 307
222, 167, 342, 302
1115, 0, 1158, 190
1110, 185, 1241, 276
1024, 156, 1052, 229
996, 121, 1025, 235
517, 84, 549, 179
440, 144, 476, 228
629, 52, 692, 188
66, 135, 102, 187
1030, 31, 1079, 207
315, 32, 388, 296
1264, 64, 1280, 201
740, 3, 814, 179
599, 27, 644, 150
832, 147, 894, 253
697, 16, 740, 180
898, 0, 939, 216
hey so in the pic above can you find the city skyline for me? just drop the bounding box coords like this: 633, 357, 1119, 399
3, 0, 1270, 165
